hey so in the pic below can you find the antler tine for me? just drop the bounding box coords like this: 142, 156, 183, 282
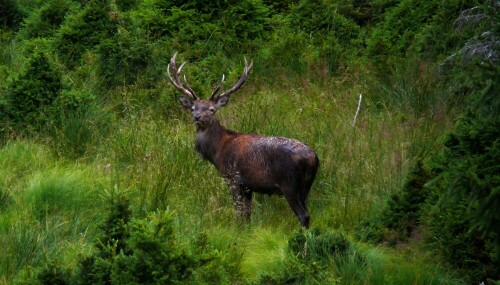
183, 74, 197, 98
166, 53, 197, 100
210, 74, 225, 101
216, 57, 253, 100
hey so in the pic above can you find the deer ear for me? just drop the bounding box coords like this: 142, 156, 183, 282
215, 95, 229, 108
179, 97, 193, 110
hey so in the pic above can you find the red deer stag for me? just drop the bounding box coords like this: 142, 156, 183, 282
167, 53, 319, 228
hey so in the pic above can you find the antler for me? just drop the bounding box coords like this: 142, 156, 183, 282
211, 57, 253, 102
167, 53, 198, 100
209, 74, 225, 101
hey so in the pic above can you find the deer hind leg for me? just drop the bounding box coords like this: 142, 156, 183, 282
299, 177, 315, 221
282, 185, 310, 228
231, 185, 252, 223
295, 159, 319, 228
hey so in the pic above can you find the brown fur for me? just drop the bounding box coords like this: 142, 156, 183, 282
189, 100, 319, 228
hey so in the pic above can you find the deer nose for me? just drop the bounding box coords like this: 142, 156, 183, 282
194, 115, 201, 121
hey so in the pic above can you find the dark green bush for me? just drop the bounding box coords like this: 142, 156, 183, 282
0, 0, 26, 30
52, 100, 113, 158
17, 0, 74, 39
97, 194, 132, 257
55, 88, 96, 112
356, 161, 430, 244
343, 0, 399, 26
55, 0, 117, 68
417, 5, 500, 279
288, 0, 361, 73
378, 161, 429, 236
422, 63, 500, 280
366, 0, 479, 64
126, 1, 181, 41
289, 0, 360, 43
128, 0, 269, 56
17, 195, 232, 284
264, 0, 296, 13
259, 229, 361, 284
96, 31, 154, 88
3, 51, 62, 131
115, 0, 137, 12
409, 2, 479, 59
15, 261, 70, 285
218, 0, 270, 49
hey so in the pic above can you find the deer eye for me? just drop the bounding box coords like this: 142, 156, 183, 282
209, 107, 216, 112
191, 106, 195, 111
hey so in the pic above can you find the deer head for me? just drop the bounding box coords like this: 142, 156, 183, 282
167, 53, 253, 129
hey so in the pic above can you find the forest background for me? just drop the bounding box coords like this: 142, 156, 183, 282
0, 0, 499, 284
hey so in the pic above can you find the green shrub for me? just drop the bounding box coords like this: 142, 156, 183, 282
288, 0, 361, 73
115, 0, 137, 12
409, 2, 480, 59
257, 27, 310, 80
0, 0, 26, 30
52, 101, 113, 158
15, 261, 71, 285
128, 0, 269, 54
422, 68, 500, 280
356, 161, 430, 244
289, 0, 360, 43
366, 0, 479, 65
259, 229, 358, 284
3, 50, 62, 131
96, 31, 154, 88
17, 0, 74, 39
96, 194, 132, 258
55, 0, 117, 68
418, 5, 499, 276
55, 88, 96, 112
18, 195, 232, 284
125, 0, 173, 41
217, 0, 270, 50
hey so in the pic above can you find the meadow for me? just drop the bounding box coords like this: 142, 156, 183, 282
0, 68, 459, 284
1, 0, 498, 284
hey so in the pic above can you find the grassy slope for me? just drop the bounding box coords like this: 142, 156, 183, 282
0, 64, 462, 283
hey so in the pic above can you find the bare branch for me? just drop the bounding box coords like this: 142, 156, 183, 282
352, 93, 363, 127
442, 2, 500, 67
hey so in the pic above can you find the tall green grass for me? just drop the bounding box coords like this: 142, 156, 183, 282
0, 66, 458, 284
0, 142, 107, 283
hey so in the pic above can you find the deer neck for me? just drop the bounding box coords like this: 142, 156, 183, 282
195, 119, 231, 167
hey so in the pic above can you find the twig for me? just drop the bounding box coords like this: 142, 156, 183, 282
352, 93, 363, 127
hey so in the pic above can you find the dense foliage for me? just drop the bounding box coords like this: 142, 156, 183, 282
355, 161, 430, 244
1, 0, 499, 284
15, 195, 234, 284
424, 61, 500, 279
357, 2, 500, 280
3, 51, 62, 131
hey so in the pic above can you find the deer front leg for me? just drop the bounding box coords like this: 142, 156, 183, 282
231, 184, 252, 224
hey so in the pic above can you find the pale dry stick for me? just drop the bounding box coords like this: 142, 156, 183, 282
352, 93, 363, 127
345, 92, 363, 221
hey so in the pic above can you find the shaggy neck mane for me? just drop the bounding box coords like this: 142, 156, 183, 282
195, 119, 236, 168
